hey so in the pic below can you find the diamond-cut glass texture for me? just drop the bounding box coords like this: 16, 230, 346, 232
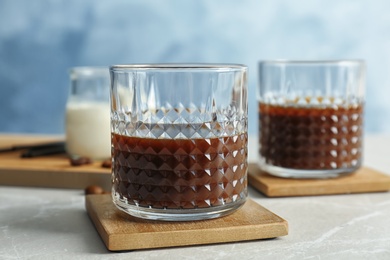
112, 107, 248, 209
258, 96, 363, 170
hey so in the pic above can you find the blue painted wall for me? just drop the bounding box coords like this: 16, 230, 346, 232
1, 0, 389, 134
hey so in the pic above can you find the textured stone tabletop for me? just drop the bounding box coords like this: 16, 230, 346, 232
1, 135, 389, 260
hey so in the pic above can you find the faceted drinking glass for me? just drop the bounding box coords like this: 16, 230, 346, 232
258, 60, 365, 178
110, 64, 248, 221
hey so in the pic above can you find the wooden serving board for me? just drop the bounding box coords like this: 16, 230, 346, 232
86, 195, 288, 251
248, 163, 390, 197
0, 135, 111, 190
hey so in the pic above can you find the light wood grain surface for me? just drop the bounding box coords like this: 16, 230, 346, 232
86, 195, 288, 251
248, 163, 390, 197
0, 134, 111, 190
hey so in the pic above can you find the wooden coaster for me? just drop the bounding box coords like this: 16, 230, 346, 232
85, 195, 288, 251
248, 163, 390, 197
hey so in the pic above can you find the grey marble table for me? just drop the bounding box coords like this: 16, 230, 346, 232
1, 135, 390, 260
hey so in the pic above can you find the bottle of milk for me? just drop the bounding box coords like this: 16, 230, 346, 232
65, 67, 111, 160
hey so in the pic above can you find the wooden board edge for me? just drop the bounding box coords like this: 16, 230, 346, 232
253, 178, 390, 197
266, 185, 390, 197
0, 157, 110, 172
0, 168, 111, 190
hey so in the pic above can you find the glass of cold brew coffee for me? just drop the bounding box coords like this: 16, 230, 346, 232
257, 60, 365, 178
110, 64, 248, 221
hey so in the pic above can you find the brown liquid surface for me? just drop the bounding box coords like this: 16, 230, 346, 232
258, 101, 363, 170
112, 133, 247, 209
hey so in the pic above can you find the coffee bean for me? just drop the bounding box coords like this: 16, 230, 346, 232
70, 156, 92, 166
85, 185, 104, 195
101, 159, 112, 168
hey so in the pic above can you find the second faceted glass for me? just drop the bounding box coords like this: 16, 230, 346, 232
257, 60, 365, 178
110, 64, 248, 221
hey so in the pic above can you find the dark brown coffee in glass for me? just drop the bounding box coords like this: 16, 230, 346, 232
258, 60, 365, 178
110, 64, 248, 221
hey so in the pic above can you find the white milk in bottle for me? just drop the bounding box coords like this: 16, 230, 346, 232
65, 67, 111, 160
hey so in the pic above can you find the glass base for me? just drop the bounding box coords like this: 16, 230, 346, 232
259, 163, 359, 179
113, 197, 247, 221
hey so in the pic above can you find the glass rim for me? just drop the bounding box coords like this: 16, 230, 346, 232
69, 66, 109, 75
258, 59, 365, 66
110, 63, 247, 71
